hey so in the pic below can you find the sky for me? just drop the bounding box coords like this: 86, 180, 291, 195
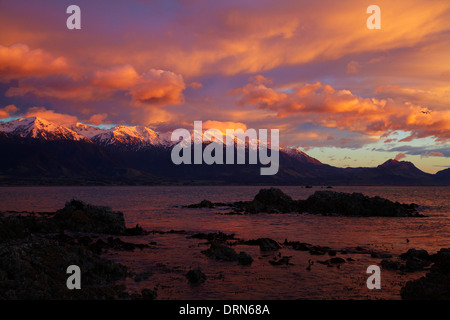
0, 0, 449, 173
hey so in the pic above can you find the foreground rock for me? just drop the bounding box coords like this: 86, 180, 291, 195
54, 199, 126, 234
0, 199, 155, 299
401, 248, 450, 299
184, 188, 423, 217
0, 235, 128, 299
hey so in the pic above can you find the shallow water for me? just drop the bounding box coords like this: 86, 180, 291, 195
1, 185, 449, 299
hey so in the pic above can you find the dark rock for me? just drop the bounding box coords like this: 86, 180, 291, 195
185, 200, 229, 208
380, 259, 402, 270
53, 199, 126, 234
124, 224, 149, 236
400, 248, 432, 272
257, 238, 282, 252
238, 252, 253, 265
329, 257, 346, 264
371, 252, 393, 259
401, 248, 450, 299
400, 249, 430, 261
269, 256, 293, 266
301, 191, 421, 217
248, 188, 298, 213
185, 268, 207, 284
104, 237, 149, 251
0, 235, 128, 299
201, 241, 238, 261
183, 188, 423, 217
316, 257, 345, 267
189, 232, 237, 243
328, 250, 337, 256
240, 238, 282, 251
187, 200, 214, 208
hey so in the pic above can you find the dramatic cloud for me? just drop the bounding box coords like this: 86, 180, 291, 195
233, 76, 450, 143
0, 105, 18, 119
24, 107, 78, 126
6, 59, 186, 107
0, 43, 70, 80
1, 0, 449, 173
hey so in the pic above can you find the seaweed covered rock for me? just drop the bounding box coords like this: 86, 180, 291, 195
53, 199, 126, 234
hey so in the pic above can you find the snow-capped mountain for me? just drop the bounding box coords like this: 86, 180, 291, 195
0, 117, 90, 142
0, 117, 447, 186
282, 147, 322, 165
89, 125, 171, 150
0, 117, 283, 151
71, 122, 104, 139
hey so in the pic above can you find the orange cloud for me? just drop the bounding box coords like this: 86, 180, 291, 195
233, 77, 450, 142
0, 43, 69, 80
394, 153, 406, 161
4, 49, 186, 107
24, 107, 78, 126
202, 120, 248, 134
0, 105, 18, 119
87, 113, 108, 126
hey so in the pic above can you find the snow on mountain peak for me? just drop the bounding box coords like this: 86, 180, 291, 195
0, 117, 89, 141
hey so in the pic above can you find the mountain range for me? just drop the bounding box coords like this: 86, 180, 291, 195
0, 117, 448, 186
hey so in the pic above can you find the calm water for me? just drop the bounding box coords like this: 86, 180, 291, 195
1, 185, 449, 300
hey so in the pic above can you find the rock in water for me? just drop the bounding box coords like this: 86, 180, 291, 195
53, 199, 126, 234
257, 238, 282, 252
302, 191, 421, 217
185, 268, 207, 284
201, 241, 239, 261
238, 252, 253, 265
249, 188, 298, 213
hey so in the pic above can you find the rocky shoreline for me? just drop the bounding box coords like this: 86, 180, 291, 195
0, 192, 448, 300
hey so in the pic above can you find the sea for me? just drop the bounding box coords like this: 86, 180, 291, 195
0, 185, 449, 300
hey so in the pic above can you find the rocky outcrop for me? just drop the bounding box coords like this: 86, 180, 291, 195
0, 199, 155, 300
301, 191, 421, 217
53, 199, 126, 234
184, 188, 423, 217
401, 248, 450, 299
0, 235, 128, 299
